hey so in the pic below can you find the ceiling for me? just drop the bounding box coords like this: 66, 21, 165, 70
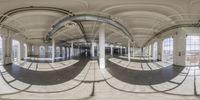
1, 0, 200, 47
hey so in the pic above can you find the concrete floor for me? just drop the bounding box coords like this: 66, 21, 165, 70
0, 56, 200, 100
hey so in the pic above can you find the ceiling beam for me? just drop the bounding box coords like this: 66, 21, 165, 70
144, 23, 200, 46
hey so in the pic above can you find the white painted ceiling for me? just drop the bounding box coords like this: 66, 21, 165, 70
1, 0, 200, 47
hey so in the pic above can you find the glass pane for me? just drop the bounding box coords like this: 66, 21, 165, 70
186, 36, 200, 66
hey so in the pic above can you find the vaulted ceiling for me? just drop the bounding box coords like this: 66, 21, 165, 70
1, 0, 200, 47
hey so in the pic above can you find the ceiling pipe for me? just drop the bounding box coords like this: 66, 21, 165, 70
47, 14, 134, 42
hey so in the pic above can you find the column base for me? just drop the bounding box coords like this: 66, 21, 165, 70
4, 56, 12, 65
99, 58, 105, 69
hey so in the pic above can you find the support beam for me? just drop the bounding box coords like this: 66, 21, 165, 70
99, 24, 105, 69
48, 14, 133, 42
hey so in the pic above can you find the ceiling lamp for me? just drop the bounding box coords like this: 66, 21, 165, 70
64, 21, 77, 28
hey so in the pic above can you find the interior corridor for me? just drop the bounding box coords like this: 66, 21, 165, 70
0, 0, 200, 99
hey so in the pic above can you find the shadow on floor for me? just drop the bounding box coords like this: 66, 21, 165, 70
2, 56, 89, 85
106, 57, 185, 85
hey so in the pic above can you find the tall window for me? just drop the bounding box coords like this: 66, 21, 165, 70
163, 37, 173, 64
12, 39, 20, 62
56, 47, 60, 57
48, 46, 52, 58
0, 36, 2, 64
153, 42, 158, 60
39, 46, 45, 58
148, 45, 152, 56
24, 43, 27, 58
186, 36, 200, 66
62, 47, 65, 58
143, 46, 148, 56
32, 46, 34, 56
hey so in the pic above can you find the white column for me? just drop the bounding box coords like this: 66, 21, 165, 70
52, 39, 55, 62
99, 24, 105, 69
120, 46, 123, 56
91, 42, 95, 57
128, 40, 131, 62
2, 36, 12, 65
70, 42, 74, 57
173, 31, 186, 66
66, 47, 69, 58
110, 45, 113, 56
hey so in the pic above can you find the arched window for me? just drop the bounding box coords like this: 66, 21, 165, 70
186, 36, 200, 66
153, 42, 158, 60
163, 37, 173, 64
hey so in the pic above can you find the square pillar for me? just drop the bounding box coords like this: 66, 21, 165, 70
120, 46, 123, 56
99, 24, 105, 69
173, 31, 186, 66
110, 45, 113, 56
91, 42, 95, 57
2, 36, 12, 65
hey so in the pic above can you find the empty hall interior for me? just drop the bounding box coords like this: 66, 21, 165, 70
0, 0, 200, 100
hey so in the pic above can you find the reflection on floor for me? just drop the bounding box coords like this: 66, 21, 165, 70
0, 56, 200, 100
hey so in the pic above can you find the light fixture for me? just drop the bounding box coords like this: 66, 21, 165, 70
64, 21, 76, 28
